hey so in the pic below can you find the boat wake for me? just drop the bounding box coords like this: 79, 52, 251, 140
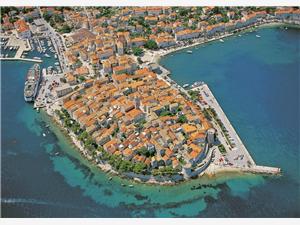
1, 197, 101, 213
1, 198, 79, 209
1, 198, 52, 206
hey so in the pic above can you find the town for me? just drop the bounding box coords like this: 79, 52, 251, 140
1, 6, 298, 183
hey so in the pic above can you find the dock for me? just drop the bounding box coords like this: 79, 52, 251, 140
0, 34, 40, 63
242, 165, 281, 175
0, 57, 42, 63
2, 34, 31, 58
191, 83, 281, 176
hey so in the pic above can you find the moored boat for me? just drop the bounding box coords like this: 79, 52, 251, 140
24, 64, 41, 102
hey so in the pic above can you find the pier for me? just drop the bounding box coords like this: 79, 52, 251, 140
0, 57, 42, 63
0, 34, 42, 63
2, 34, 31, 58
242, 165, 281, 175
191, 83, 281, 176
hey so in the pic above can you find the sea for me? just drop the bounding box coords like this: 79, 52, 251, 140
1, 25, 300, 217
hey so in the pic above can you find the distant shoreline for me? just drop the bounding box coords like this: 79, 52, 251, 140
152, 21, 300, 65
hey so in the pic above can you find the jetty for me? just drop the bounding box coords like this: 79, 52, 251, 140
191, 83, 281, 176
2, 35, 31, 57
0, 35, 41, 63
0, 57, 42, 63
242, 165, 281, 175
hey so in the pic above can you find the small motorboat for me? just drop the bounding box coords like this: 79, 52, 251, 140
128, 184, 134, 188
186, 50, 193, 54
219, 39, 224, 43
42, 133, 46, 137
256, 35, 261, 38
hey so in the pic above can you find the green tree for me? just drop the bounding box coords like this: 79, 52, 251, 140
177, 115, 187, 124
133, 162, 147, 174
59, 24, 72, 33
27, 17, 33, 23
78, 76, 86, 82
132, 47, 143, 56
43, 11, 52, 22
144, 39, 158, 50
178, 8, 190, 17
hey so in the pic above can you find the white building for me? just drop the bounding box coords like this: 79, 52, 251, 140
175, 29, 201, 41
55, 84, 73, 98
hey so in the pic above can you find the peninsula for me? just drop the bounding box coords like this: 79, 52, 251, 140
2, 6, 299, 184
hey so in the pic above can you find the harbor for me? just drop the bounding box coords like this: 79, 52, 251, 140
1, 31, 65, 111
0, 29, 64, 72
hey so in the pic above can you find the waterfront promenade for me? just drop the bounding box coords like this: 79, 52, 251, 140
192, 84, 281, 176
194, 84, 256, 165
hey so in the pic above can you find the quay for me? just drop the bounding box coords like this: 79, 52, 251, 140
192, 84, 256, 165
205, 164, 281, 176
191, 83, 281, 176
1, 34, 31, 58
0, 57, 42, 63
242, 165, 281, 175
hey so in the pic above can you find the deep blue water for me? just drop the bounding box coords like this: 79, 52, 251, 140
1, 25, 300, 217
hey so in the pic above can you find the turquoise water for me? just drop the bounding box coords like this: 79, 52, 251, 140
1, 25, 300, 217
